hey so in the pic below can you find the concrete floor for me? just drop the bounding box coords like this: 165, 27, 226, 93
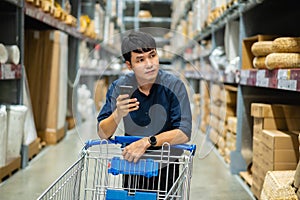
0, 119, 255, 200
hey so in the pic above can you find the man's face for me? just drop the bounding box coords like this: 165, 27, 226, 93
127, 49, 159, 84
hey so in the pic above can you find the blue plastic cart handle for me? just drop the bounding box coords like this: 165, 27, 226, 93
84, 136, 196, 154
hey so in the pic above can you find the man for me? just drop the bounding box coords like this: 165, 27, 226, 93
97, 31, 192, 192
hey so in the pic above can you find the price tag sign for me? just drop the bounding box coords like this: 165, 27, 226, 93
277, 69, 290, 80
241, 70, 250, 78
256, 78, 269, 87
277, 79, 297, 91
256, 70, 266, 79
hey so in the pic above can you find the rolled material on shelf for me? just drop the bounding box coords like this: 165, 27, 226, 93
266, 53, 300, 69
0, 105, 7, 167
253, 56, 267, 69
6, 105, 28, 159
0, 43, 8, 64
6, 45, 20, 65
273, 37, 300, 53
251, 41, 273, 57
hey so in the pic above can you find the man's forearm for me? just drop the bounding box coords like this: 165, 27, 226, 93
98, 110, 122, 139
155, 129, 189, 146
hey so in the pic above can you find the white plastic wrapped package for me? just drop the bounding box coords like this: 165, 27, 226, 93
6, 105, 28, 159
23, 70, 38, 145
0, 105, 7, 166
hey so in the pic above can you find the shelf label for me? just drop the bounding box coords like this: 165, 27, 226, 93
240, 70, 250, 78
256, 78, 269, 87
277, 79, 297, 91
256, 70, 266, 79
277, 69, 290, 80
240, 77, 247, 85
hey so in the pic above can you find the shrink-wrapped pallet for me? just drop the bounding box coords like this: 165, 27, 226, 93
0, 105, 7, 167
273, 37, 300, 53
261, 170, 297, 200
6, 105, 27, 159
253, 56, 267, 69
266, 53, 300, 69
251, 41, 273, 56
23, 70, 37, 145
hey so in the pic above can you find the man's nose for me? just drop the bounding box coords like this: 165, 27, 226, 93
145, 58, 152, 67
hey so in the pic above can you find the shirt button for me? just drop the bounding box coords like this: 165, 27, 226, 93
145, 126, 148, 128
145, 112, 148, 115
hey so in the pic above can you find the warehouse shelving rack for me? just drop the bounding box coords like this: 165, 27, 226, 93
0, 0, 121, 174
172, 0, 300, 178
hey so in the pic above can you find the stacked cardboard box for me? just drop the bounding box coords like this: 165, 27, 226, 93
24, 30, 68, 144
209, 83, 237, 160
200, 80, 210, 133
192, 93, 201, 124
225, 116, 237, 163
251, 103, 300, 199
94, 79, 108, 112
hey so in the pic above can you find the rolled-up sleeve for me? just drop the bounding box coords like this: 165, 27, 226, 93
97, 82, 117, 124
169, 81, 192, 139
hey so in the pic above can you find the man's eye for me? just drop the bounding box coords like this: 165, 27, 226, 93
150, 54, 156, 58
137, 59, 143, 63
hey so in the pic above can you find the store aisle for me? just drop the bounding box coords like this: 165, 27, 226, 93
0, 119, 254, 200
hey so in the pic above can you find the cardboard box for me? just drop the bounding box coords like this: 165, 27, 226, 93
261, 144, 298, 163
251, 179, 263, 199
242, 35, 277, 69
227, 116, 237, 134
253, 117, 287, 130
261, 130, 299, 150
251, 103, 300, 118
260, 158, 297, 172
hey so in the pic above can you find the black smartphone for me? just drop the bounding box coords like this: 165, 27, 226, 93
119, 85, 134, 97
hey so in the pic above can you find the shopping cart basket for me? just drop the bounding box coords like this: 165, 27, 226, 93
37, 136, 196, 200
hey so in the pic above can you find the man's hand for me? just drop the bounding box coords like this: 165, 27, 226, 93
115, 94, 139, 118
122, 137, 151, 163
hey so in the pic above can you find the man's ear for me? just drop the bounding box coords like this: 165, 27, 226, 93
125, 61, 132, 70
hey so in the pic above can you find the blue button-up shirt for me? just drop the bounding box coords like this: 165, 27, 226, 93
97, 69, 192, 139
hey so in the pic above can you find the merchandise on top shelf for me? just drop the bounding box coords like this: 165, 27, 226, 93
266, 53, 300, 70
5, 45, 20, 65
251, 41, 274, 57
272, 37, 300, 53
0, 44, 8, 64
242, 35, 278, 70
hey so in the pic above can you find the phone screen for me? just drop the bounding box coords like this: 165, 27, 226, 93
119, 85, 133, 96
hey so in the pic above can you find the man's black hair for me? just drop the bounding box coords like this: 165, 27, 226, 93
121, 31, 156, 63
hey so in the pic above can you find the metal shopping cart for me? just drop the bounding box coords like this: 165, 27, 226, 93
37, 136, 196, 200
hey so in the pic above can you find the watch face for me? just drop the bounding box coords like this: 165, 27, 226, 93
150, 136, 157, 145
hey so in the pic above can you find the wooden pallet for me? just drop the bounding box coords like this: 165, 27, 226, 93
66, 116, 76, 130
38, 126, 65, 145
240, 171, 253, 187
28, 138, 41, 161
0, 156, 21, 182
